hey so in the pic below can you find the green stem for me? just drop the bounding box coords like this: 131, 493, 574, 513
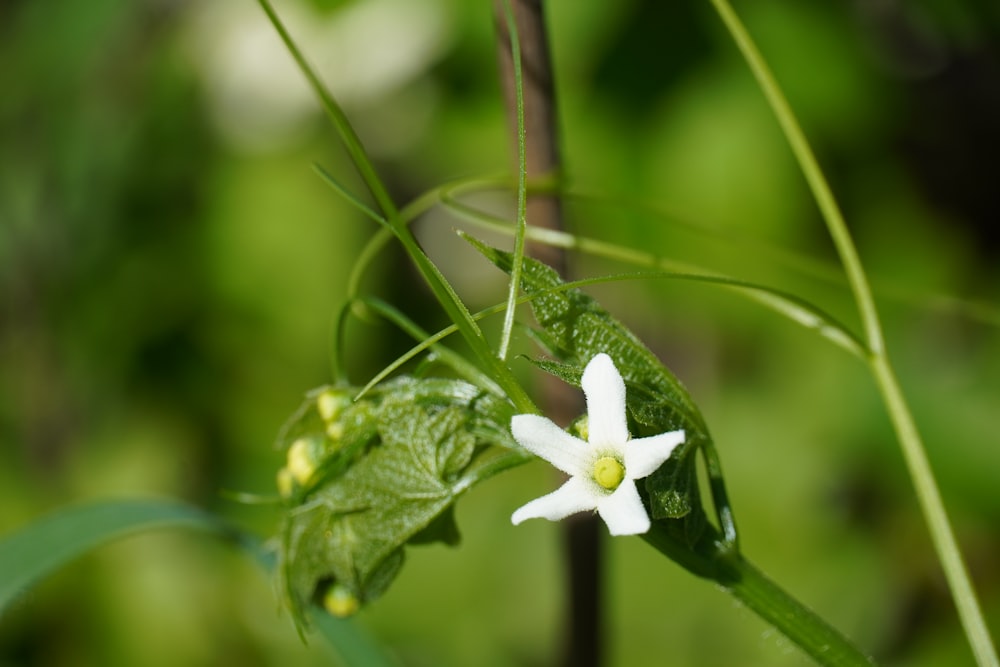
725, 558, 874, 667
389, 223, 537, 414
706, 0, 881, 356
643, 524, 875, 667
870, 355, 999, 667
356, 296, 506, 398
707, 1, 998, 663
497, 0, 529, 362
258, 0, 535, 415
255, 0, 397, 220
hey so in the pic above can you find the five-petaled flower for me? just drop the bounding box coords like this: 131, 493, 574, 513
510, 353, 686, 536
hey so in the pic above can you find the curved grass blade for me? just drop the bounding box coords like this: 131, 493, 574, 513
0, 500, 237, 612
256, 0, 396, 220
312, 163, 388, 228
354, 296, 505, 398
497, 0, 529, 361
438, 180, 1000, 329
707, 2, 999, 663
454, 224, 866, 359
257, 0, 532, 413
442, 192, 867, 354
0, 499, 397, 666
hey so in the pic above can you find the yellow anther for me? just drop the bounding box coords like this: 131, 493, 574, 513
593, 456, 625, 490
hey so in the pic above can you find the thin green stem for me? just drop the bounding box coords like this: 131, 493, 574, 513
255, 0, 397, 220
497, 0, 529, 362
355, 296, 505, 398
706, 0, 881, 356
312, 163, 388, 227
870, 355, 999, 667
707, 1, 998, 664
448, 201, 866, 358
389, 224, 537, 414
643, 524, 874, 667
259, 0, 535, 414
724, 557, 875, 666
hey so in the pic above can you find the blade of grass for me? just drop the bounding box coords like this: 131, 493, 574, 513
497, 0, 529, 361
255, 0, 395, 220
355, 296, 505, 397
0, 500, 238, 612
434, 179, 1000, 329
0, 500, 396, 665
447, 204, 866, 357
705, 0, 881, 355
706, 1, 998, 664
257, 0, 533, 412
312, 163, 388, 228
354, 266, 866, 406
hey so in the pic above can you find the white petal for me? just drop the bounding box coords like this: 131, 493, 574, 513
581, 353, 629, 447
511, 414, 591, 476
596, 480, 650, 535
511, 477, 600, 525
624, 429, 685, 479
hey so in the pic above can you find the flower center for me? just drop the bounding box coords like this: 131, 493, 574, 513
593, 456, 625, 490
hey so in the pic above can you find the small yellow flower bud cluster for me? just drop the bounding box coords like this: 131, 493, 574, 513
277, 388, 353, 498
277, 436, 324, 497
316, 388, 351, 440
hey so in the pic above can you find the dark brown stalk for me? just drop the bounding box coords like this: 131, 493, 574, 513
493, 3, 602, 667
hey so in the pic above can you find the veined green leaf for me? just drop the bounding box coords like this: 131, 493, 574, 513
275, 376, 519, 631
464, 236, 720, 538
464, 234, 708, 438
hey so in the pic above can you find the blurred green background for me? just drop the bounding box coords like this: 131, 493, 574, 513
1, 0, 998, 665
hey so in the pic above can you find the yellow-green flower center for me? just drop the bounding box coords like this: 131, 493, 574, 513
593, 456, 625, 490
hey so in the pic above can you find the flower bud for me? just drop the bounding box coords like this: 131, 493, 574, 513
321, 583, 360, 618
276, 467, 295, 498
286, 437, 322, 485
316, 389, 351, 423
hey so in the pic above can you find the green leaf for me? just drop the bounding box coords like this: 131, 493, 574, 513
275, 376, 518, 629
312, 611, 400, 667
0, 500, 234, 613
0, 499, 399, 665
465, 236, 716, 538
465, 235, 707, 438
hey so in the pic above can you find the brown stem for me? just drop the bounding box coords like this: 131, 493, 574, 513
493, 3, 602, 667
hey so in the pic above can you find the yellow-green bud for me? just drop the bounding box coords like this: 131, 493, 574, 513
276, 467, 295, 498
286, 438, 319, 485
325, 421, 344, 441
322, 584, 360, 618
593, 456, 625, 490
316, 389, 350, 423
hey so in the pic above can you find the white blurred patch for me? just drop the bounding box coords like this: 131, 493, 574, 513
185, 0, 451, 152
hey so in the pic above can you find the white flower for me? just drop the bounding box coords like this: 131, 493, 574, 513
511, 353, 685, 536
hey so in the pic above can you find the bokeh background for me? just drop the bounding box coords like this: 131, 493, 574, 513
1, 0, 998, 665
